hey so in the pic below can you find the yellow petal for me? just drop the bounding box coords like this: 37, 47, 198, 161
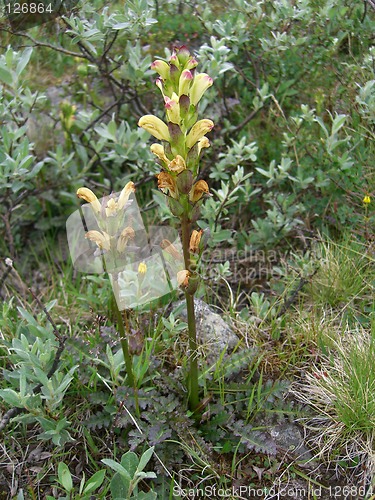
177, 269, 190, 288
168, 155, 186, 174
189, 73, 213, 106
189, 229, 203, 254
105, 198, 118, 217
138, 262, 147, 274
186, 119, 214, 149
157, 172, 178, 198
197, 137, 210, 156
117, 226, 135, 253
150, 144, 169, 164
189, 180, 210, 202
138, 115, 170, 141
77, 187, 101, 213
85, 230, 111, 250
118, 181, 136, 209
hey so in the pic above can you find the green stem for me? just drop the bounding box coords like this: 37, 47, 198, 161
114, 303, 135, 388
181, 215, 199, 412
112, 277, 139, 414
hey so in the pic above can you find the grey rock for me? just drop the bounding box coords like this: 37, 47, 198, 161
253, 413, 314, 465
174, 299, 240, 362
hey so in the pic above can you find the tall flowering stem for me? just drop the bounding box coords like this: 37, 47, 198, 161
139, 47, 213, 412
76, 183, 139, 413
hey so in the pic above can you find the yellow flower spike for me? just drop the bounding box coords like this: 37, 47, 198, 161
157, 172, 179, 198
177, 269, 191, 288
189, 180, 210, 203
85, 230, 111, 251
118, 181, 136, 210
363, 195, 371, 204
77, 187, 102, 213
189, 229, 203, 254
151, 144, 169, 164
160, 239, 183, 260
138, 262, 147, 274
168, 155, 186, 174
138, 115, 170, 141
117, 227, 135, 253
186, 119, 214, 149
189, 73, 213, 106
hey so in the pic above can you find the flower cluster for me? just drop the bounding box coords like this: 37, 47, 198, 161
76, 183, 137, 266
138, 46, 213, 291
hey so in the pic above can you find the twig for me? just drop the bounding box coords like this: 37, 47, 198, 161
0, 258, 13, 299
276, 267, 319, 319
0, 28, 85, 58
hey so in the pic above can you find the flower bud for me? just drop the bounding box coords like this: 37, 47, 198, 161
186, 119, 214, 149
118, 181, 135, 210
189, 180, 210, 203
77, 187, 101, 213
105, 197, 118, 217
138, 115, 170, 141
168, 155, 186, 174
176, 169, 193, 194
168, 197, 184, 216
177, 269, 190, 288
117, 227, 135, 253
169, 63, 180, 87
179, 94, 190, 118
197, 136, 210, 156
138, 262, 147, 274
155, 78, 165, 96
151, 60, 170, 80
176, 45, 191, 66
179, 70, 193, 97
186, 57, 198, 70
189, 73, 213, 106
164, 93, 180, 124
189, 229, 203, 254
169, 52, 180, 67
151, 144, 169, 165
363, 195, 371, 204
157, 172, 178, 198
85, 230, 111, 251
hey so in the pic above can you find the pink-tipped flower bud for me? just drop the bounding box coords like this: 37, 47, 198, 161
164, 93, 180, 124
169, 52, 180, 67
151, 60, 170, 80
186, 57, 198, 70
179, 70, 193, 97
176, 45, 191, 65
